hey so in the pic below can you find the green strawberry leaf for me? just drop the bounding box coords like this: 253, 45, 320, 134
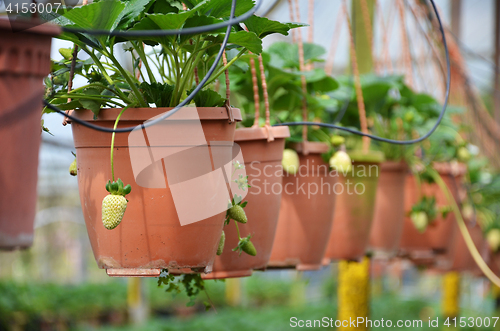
115, 0, 152, 30
180, 15, 225, 44
244, 15, 307, 38
228, 31, 262, 54
129, 11, 196, 44
140, 82, 174, 107
123, 185, 132, 195
61, 0, 126, 33
195, 0, 255, 17
187, 88, 226, 107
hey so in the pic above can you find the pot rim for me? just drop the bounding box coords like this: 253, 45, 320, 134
72, 107, 242, 122
290, 141, 329, 155
0, 18, 61, 36
234, 126, 290, 142
433, 162, 467, 177
380, 160, 408, 171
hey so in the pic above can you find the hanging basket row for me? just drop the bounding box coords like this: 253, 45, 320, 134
3, 0, 497, 287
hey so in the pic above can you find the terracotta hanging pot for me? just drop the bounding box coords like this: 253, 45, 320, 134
399, 163, 466, 263
324, 152, 383, 262
0, 20, 60, 249
202, 126, 290, 279
437, 222, 485, 272
369, 161, 408, 258
488, 251, 500, 277
72, 107, 242, 276
268, 142, 336, 270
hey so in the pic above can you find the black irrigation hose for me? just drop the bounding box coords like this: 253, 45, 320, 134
44, 0, 239, 133
273, 0, 451, 145
61, 0, 263, 37
43, 0, 449, 145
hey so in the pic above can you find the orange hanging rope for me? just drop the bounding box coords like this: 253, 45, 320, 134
250, 55, 261, 128
342, 0, 370, 152
258, 55, 271, 129
324, 6, 345, 76
308, 0, 314, 44
222, 51, 234, 123
398, 0, 415, 88
294, 0, 309, 144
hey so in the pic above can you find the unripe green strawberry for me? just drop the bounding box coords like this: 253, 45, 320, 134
282, 149, 299, 174
404, 111, 415, 123
53, 72, 69, 85
59, 48, 74, 60
69, 158, 77, 176
102, 179, 131, 230
102, 195, 128, 230
330, 135, 345, 147
487, 229, 500, 252
217, 231, 225, 255
457, 147, 471, 162
228, 205, 247, 223
462, 203, 474, 220
329, 151, 352, 174
241, 240, 257, 256
411, 211, 428, 233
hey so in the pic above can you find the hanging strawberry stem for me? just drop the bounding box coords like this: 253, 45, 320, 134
102, 106, 132, 230
217, 160, 256, 257
110, 106, 129, 182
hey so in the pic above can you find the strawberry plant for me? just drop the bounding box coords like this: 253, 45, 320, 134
408, 195, 450, 233
43, 0, 304, 114
43, 0, 302, 232
229, 41, 339, 143
217, 160, 254, 257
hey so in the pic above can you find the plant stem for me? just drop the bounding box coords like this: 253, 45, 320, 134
110, 107, 129, 182
82, 47, 130, 103
65, 83, 125, 98
430, 169, 500, 288
172, 50, 182, 106
56, 94, 126, 107
204, 49, 247, 87
106, 50, 148, 107
177, 36, 202, 94
133, 42, 156, 84
233, 220, 241, 240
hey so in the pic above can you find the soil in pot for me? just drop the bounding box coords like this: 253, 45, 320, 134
369, 161, 408, 258
0, 20, 60, 249
324, 151, 384, 262
72, 107, 242, 274
399, 163, 466, 260
268, 142, 337, 270
203, 126, 290, 279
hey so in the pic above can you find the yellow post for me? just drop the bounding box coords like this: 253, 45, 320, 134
225, 278, 242, 306
290, 271, 306, 308
493, 284, 500, 331
127, 278, 148, 325
442, 272, 460, 319
338, 257, 371, 331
